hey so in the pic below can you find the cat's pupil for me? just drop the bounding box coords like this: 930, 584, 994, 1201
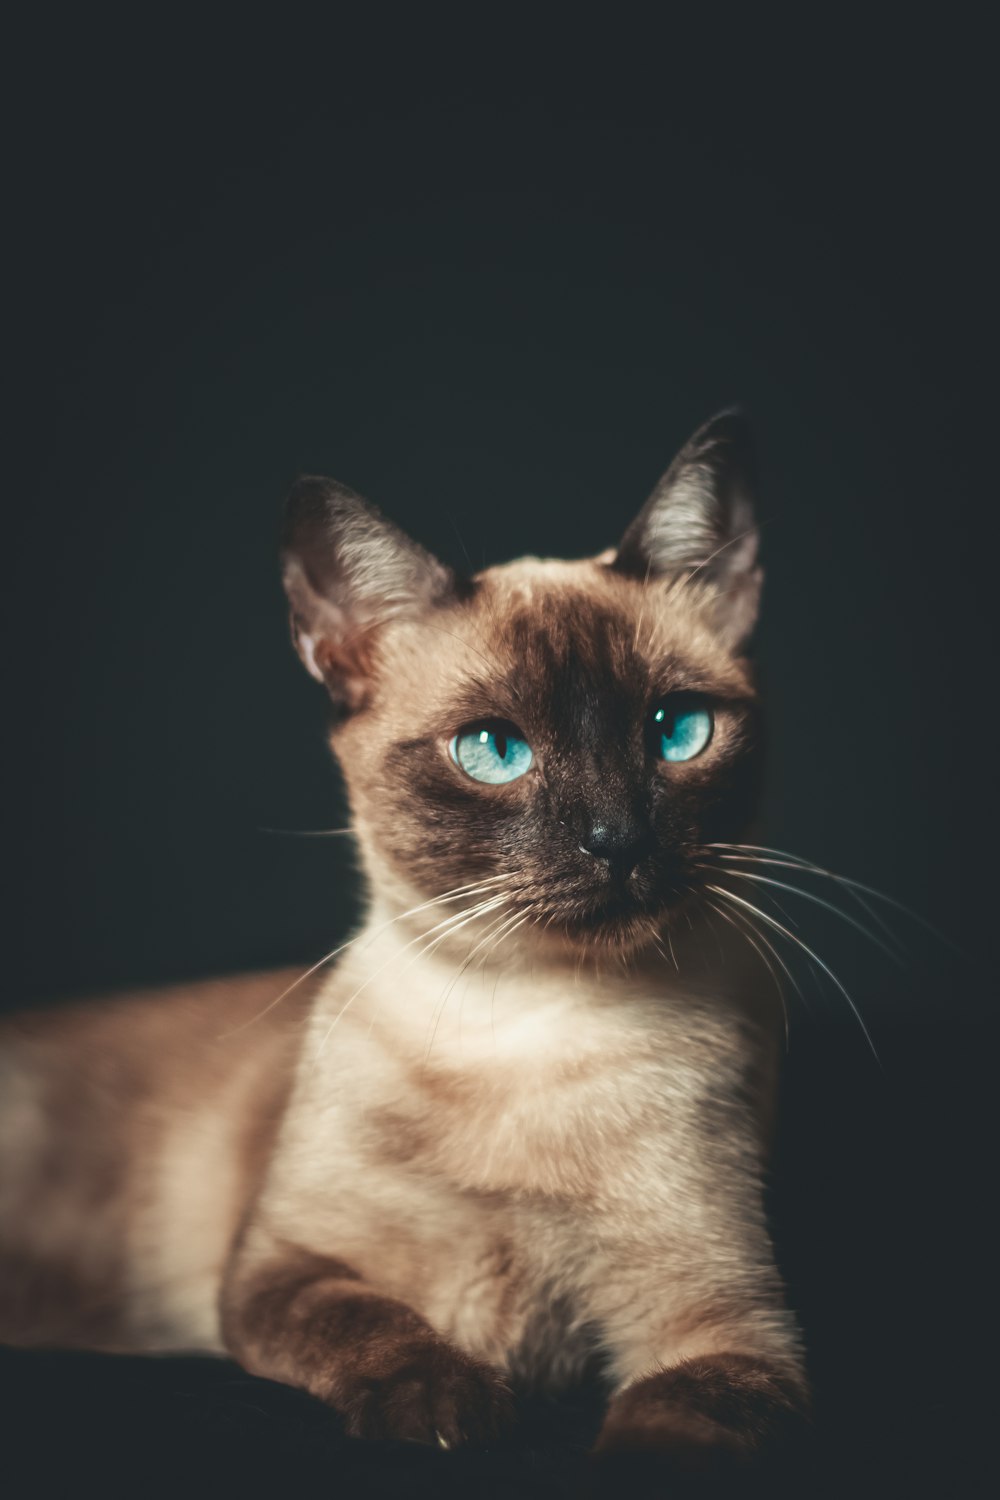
494, 732, 508, 759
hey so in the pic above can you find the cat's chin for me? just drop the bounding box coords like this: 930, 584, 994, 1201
553, 898, 668, 956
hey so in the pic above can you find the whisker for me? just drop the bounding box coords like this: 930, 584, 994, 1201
478, 908, 534, 973
654, 924, 680, 972
709, 844, 901, 954
364, 894, 515, 1044
461, 908, 536, 1059
700, 866, 801, 933
719, 897, 810, 1016
706, 883, 880, 1064
314, 892, 511, 1063
422, 905, 526, 1064
256, 826, 354, 838
701, 903, 728, 965
704, 895, 791, 1049
220, 874, 512, 1040
708, 842, 960, 955
651, 934, 677, 975
699, 862, 904, 966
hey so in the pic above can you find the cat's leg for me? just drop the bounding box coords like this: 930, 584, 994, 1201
219, 1233, 513, 1446
589, 1253, 809, 1482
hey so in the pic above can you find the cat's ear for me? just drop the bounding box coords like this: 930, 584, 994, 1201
613, 409, 762, 648
280, 476, 455, 711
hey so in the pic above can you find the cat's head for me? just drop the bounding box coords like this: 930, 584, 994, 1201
281, 411, 763, 953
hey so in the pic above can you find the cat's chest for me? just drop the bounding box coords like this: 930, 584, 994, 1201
270, 965, 766, 1377
366, 1046, 672, 1200
334, 1032, 740, 1381
333, 965, 753, 1205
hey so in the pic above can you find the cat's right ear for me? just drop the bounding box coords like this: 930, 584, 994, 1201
280, 477, 455, 712
611, 410, 762, 648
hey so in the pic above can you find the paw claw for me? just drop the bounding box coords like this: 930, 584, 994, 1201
339, 1338, 513, 1447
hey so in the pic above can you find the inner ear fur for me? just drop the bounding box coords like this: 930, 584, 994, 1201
280, 476, 456, 712
612, 409, 763, 648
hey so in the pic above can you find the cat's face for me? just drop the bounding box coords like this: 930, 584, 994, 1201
282, 412, 764, 951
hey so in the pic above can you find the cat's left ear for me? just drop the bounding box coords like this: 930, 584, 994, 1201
612, 409, 762, 648
280, 476, 456, 712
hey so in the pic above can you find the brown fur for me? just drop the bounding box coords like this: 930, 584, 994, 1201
0, 970, 311, 1350
595, 1353, 809, 1480
0, 413, 810, 1476
344, 566, 759, 921
221, 1241, 513, 1443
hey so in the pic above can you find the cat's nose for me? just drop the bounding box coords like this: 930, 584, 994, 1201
578, 820, 655, 879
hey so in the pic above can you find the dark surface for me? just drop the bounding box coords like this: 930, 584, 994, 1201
2, 11, 997, 1498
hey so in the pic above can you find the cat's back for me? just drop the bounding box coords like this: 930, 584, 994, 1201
0, 968, 313, 1351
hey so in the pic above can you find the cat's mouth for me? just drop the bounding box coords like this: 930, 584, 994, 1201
567, 887, 657, 925
543, 868, 685, 946
548, 900, 666, 956
514, 836, 714, 949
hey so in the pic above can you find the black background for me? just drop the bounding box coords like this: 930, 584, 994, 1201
2, 11, 997, 1497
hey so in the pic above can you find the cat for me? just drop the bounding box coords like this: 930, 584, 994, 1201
0, 411, 809, 1483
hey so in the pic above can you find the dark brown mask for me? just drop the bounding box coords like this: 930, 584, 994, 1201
281, 411, 764, 950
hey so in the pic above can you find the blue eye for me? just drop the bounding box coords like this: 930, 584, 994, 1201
653, 699, 713, 762
449, 723, 534, 784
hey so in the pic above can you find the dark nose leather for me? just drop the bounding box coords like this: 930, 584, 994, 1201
579, 820, 655, 879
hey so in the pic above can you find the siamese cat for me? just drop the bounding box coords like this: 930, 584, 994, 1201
0, 412, 810, 1480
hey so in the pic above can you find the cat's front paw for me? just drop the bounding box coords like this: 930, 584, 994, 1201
592, 1354, 809, 1492
339, 1336, 514, 1447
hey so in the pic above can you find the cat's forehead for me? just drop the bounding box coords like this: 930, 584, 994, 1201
474, 558, 647, 679
372, 554, 753, 729
472, 557, 748, 684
